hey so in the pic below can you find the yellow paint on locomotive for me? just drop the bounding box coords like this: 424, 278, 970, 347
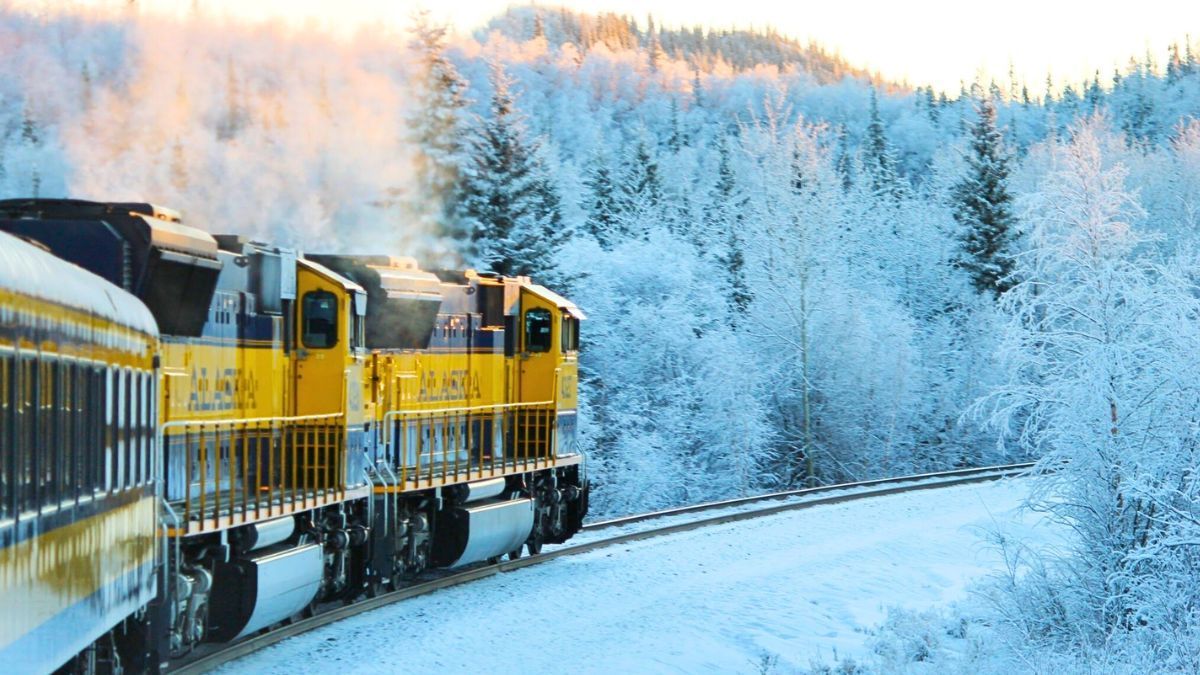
371, 351, 509, 413
0, 496, 158, 651
295, 260, 366, 426
159, 339, 290, 424
514, 284, 582, 411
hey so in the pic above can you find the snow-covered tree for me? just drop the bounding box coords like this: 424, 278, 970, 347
461, 63, 563, 285
580, 149, 620, 249
954, 96, 1019, 298
616, 132, 662, 240
862, 88, 904, 202
982, 119, 1200, 668
706, 134, 751, 320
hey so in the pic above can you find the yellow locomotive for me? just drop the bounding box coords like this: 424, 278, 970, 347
0, 199, 587, 672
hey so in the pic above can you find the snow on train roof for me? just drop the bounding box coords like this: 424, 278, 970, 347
0, 230, 159, 336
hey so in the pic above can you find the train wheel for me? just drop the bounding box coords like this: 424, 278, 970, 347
365, 579, 392, 598
507, 547, 522, 561
527, 532, 543, 556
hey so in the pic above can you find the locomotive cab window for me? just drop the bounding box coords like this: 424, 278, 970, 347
351, 313, 365, 350
302, 291, 339, 349
561, 316, 579, 353
524, 308, 553, 353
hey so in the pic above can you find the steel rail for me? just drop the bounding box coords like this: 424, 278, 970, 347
166, 462, 1033, 674
583, 462, 1036, 531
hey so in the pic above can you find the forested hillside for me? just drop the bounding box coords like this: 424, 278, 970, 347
4, 5, 1200, 667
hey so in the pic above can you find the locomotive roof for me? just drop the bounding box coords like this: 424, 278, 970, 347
526, 283, 587, 320
0, 230, 159, 336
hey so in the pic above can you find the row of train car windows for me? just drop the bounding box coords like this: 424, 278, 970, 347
2, 306, 147, 353
0, 353, 155, 521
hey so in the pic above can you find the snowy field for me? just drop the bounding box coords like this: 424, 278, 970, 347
220, 477, 1056, 674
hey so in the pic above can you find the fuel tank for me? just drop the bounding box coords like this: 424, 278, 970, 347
431, 498, 534, 568
208, 543, 323, 642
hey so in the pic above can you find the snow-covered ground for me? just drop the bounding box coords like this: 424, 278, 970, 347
221, 477, 1056, 674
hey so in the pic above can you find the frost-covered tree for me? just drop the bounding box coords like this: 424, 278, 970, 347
862, 88, 904, 202
615, 132, 662, 240
461, 63, 563, 284
954, 96, 1019, 298
982, 120, 1200, 668
580, 149, 620, 249
706, 134, 751, 320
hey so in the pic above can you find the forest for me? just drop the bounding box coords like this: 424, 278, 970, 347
4, 3, 1200, 669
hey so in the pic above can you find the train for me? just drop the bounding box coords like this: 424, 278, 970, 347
0, 199, 588, 673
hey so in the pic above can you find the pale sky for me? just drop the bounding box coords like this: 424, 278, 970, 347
57, 0, 1200, 92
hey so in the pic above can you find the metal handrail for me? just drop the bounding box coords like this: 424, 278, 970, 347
380, 401, 557, 488
381, 400, 556, 418
159, 413, 344, 435
159, 413, 346, 534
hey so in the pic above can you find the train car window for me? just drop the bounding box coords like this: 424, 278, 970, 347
20, 359, 35, 514
147, 371, 157, 486
121, 368, 131, 490
48, 359, 61, 508
135, 371, 144, 485
134, 369, 142, 485
69, 362, 82, 503
88, 365, 103, 495
39, 360, 52, 509
302, 291, 339, 349
104, 366, 114, 492
140, 371, 150, 485
61, 361, 70, 501
128, 369, 138, 486
524, 309, 553, 353
1, 353, 10, 520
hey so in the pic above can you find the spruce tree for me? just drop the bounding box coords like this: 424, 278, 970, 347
581, 149, 620, 249
833, 124, 854, 190
923, 86, 939, 123
216, 59, 245, 141
666, 97, 684, 153
1167, 43, 1183, 84
617, 134, 662, 239
21, 103, 41, 198
862, 89, 903, 201
954, 96, 1018, 298
708, 136, 751, 320
461, 64, 563, 284
532, 12, 545, 41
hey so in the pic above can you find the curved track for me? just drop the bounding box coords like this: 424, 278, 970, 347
168, 462, 1033, 674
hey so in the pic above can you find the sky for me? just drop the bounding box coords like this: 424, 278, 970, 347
48, 0, 1200, 92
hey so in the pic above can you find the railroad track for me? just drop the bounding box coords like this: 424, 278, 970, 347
168, 462, 1033, 674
